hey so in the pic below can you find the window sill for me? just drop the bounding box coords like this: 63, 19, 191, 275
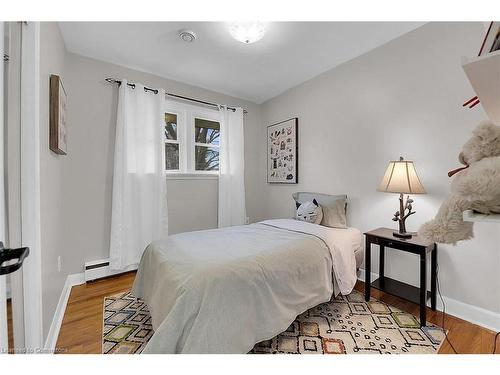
166, 173, 219, 181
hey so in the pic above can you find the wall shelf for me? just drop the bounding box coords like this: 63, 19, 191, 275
462, 50, 500, 123
463, 210, 500, 223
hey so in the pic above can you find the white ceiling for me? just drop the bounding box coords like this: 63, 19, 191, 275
58, 22, 424, 104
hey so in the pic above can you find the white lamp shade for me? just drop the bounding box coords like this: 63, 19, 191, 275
377, 159, 426, 194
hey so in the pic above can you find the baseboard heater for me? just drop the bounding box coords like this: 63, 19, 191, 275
84, 259, 137, 282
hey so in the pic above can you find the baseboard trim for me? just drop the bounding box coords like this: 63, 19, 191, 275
44, 273, 85, 353
435, 294, 500, 332
357, 269, 379, 284
357, 268, 500, 332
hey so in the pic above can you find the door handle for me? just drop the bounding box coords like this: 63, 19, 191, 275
0, 241, 30, 275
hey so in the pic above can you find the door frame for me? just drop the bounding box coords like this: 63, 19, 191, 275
5, 21, 25, 351
20, 21, 43, 352
0, 20, 8, 353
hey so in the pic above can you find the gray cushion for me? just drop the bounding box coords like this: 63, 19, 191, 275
292, 192, 347, 229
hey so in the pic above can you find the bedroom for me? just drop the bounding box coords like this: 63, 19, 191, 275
1, 0, 499, 371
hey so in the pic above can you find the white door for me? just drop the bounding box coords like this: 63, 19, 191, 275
0, 21, 41, 354
1, 21, 26, 354
0, 21, 9, 353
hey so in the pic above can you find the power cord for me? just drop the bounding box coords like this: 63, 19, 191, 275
435, 264, 459, 354
493, 331, 500, 354
436, 264, 500, 354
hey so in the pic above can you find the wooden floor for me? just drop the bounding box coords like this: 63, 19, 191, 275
56, 272, 136, 354
56, 272, 498, 354
7, 299, 13, 351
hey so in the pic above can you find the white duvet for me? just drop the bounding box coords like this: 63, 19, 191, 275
131, 219, 361, 354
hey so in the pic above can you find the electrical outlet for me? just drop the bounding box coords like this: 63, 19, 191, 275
245, 216, 250, 224
57, 256, 62, 272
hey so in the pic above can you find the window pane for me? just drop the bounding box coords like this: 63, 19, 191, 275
165, 113, 178, 140
195, 146, 219, 171
195, 118, 220, 145
165, 143, 179, 170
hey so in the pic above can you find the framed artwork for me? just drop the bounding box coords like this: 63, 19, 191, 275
478, 22, 500, 56
49, 74, 68, 155
267, 117, 298, 183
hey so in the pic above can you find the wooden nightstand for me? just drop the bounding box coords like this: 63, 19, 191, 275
364, 228, 437, 327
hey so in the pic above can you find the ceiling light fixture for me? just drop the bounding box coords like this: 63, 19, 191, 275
228, 22, 266, 44
178, 29, 197, 43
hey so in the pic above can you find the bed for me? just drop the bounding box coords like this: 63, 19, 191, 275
132, 211, 363, 353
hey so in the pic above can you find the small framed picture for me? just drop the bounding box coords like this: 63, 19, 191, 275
478, 22, 500, 56
267, 118, 298, 184
49, 74, 68, 155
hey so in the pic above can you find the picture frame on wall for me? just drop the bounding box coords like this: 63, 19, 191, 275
49, 74, 68, 155
267, 117, 298, 184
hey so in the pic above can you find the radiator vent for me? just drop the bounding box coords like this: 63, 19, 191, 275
84, 259, 137, 282
85, 261, 109, 270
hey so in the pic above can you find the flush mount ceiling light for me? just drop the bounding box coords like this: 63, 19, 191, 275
178, 29, 197, 43
228, 22, 266, 44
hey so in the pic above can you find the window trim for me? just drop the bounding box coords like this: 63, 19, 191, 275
164, 101, 220, 175
164, 105, 186, 174
166, 173, 219, 180
192, 110, 220, 173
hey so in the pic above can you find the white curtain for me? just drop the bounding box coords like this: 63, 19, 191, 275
109, 80, 168, 269
218, 106, 246, 227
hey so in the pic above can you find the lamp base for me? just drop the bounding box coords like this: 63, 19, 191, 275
393, 231, 413, 239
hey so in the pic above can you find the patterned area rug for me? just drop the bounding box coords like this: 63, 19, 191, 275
102, 291, 445, 354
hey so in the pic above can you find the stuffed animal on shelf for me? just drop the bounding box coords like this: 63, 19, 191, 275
419, 120, 500, 244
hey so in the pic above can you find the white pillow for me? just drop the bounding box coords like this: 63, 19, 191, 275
293, 192, 347, 228
295, 199, 323, 224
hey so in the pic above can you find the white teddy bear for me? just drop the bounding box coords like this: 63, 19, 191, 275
418, 120, 500, 244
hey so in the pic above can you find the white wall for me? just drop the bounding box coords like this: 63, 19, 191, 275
37, 22, 266, 341
61, 51, 264, 272
261, 22, 500, 320
39, 22, 69, 340
166, 177, 219, 234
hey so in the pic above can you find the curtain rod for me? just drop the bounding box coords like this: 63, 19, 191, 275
105, 78, 248, 114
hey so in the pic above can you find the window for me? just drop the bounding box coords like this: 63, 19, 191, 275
164, 113, 180, 171
194, 118, 220, 171
164, 101, 220, 174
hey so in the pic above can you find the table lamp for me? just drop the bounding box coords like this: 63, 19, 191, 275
377, 156, 426, 239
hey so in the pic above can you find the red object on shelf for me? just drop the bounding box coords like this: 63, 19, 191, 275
448, 165, 469, 178
469, 99, 481, 109
463, 96, 478, 107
